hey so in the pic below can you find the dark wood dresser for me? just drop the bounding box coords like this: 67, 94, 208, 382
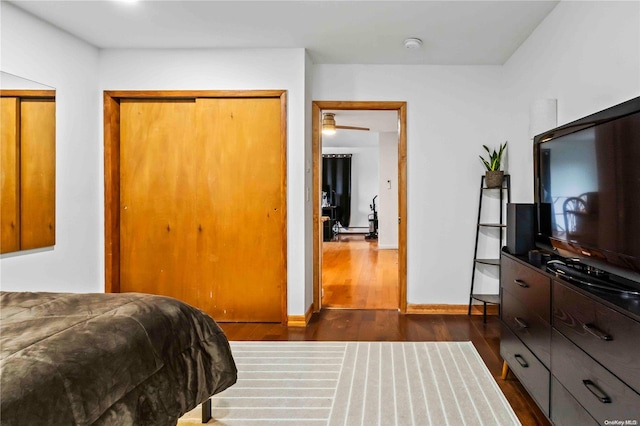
500, 250, 640, 425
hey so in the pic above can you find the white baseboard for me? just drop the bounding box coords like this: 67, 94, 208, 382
377, 243, 398, 250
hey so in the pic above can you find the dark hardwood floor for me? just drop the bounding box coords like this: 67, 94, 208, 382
219, 309, 551, 426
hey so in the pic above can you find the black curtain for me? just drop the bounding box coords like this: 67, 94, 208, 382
322, 154, 352, 228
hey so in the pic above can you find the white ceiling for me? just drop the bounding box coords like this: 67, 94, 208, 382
322, 128, 381, 148
8, 0, 559, 65
6, 1, 559, 134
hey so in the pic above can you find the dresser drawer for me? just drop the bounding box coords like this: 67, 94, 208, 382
551, 376, 598, 426
502, 290, 551, 367
551, 330, 640, 424
501, 323, 549, 416
553, 280, 640, 393
501, 255, 550, 322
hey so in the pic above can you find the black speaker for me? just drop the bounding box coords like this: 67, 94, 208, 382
507, 203, 536, 255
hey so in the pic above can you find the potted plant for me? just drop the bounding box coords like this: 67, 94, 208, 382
479, 141, 507, 188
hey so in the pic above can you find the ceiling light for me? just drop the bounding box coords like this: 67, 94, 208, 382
403, 38, 423, 49
322, 113, 336, 135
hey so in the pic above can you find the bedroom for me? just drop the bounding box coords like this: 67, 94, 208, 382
1, 1, 639, 425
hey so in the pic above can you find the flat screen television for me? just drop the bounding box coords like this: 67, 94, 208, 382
533, 96, 640, 287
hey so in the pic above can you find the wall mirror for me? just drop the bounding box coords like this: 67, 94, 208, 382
1, 71, 56, 254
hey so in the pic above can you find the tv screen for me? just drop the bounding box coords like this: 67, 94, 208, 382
535, 98, 640, 276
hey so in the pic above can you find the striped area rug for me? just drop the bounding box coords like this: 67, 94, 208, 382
179, 341, 520, 426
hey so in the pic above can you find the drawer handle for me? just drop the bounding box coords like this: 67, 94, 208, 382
582, 379, 612, 404
514, 279, 529, 288
514, 317, 529, 329
583, 323, 613, 341
514, 354, 529, 368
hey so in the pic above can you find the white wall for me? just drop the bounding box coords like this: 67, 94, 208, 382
0, 4, 312, 315
313, 65, 506, 304
304, 51, 314, 311
503, 0, 640, 205
2, 0, 637, 311
312, 1, 640, 305
1, 72, 54, 89
98, 48, 310, 316
0, 2, 102, 292
378, 132, 399, 249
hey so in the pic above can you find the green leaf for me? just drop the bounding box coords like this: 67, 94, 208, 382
479, 156, 491, 170
479, 141, 508, 171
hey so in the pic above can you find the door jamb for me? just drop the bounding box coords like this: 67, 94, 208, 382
312, 101, 407, 313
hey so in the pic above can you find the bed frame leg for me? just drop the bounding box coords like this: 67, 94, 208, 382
201, 398, 212, 423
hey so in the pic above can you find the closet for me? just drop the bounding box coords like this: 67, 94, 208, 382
0, 91, 55, 253
106, 92, 286, 323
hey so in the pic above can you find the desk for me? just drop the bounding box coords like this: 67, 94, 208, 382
322, 207, 337, 241
322, 206, 337, 221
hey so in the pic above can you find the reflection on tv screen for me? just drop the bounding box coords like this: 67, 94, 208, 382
538, 112, 640, 260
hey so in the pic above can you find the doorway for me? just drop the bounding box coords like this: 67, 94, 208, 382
312, 101, 407, 313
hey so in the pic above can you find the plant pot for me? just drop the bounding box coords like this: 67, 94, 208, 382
485, 170, 504, 188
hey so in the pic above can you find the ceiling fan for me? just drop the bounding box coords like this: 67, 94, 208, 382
322, 113, 370, 135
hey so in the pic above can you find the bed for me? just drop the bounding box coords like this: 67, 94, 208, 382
0, 291, 237, 425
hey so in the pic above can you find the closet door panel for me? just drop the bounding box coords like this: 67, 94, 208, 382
1, 97, 19, 253
196, 98, 284, 322
20, 99, 55, 250
120, 100, 197, 303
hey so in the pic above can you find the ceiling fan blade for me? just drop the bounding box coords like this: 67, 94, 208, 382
335, 125, 370, 131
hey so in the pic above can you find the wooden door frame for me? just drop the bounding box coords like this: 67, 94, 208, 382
312, 101, 407, 313
104, 90, 288, 324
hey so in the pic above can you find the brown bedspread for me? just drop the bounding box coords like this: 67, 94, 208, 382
0, 292, 237, 426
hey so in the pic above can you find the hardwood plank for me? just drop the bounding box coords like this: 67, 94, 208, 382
408, 303, 500, 315
321, 238, 399, 309
108, 92, 545, 424
218, 311, 551, 426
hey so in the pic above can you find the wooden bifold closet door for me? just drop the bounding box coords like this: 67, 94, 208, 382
119, 96, 285, 322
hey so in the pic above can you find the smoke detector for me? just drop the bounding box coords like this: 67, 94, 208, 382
403, 38, 423, 49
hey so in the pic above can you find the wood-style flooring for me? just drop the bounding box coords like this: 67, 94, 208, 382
219, 310, 550, 426
219, 236, 549, 425
322, 235, 398, 309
